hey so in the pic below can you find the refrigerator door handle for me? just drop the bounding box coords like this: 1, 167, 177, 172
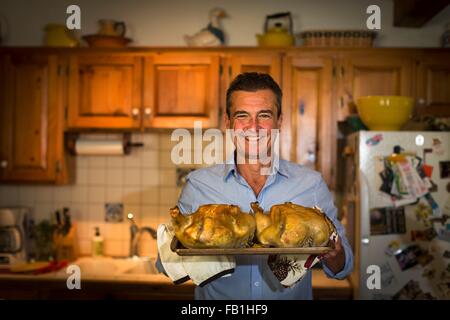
360, 170, 371, 242
359, 169, 372, 299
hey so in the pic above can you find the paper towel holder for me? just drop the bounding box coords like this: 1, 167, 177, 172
66, 132, 144, 156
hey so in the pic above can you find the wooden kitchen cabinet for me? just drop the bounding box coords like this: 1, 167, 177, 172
336, 51, 415, 121
227, 52, 281, 83
282, 53, 336, 187
218, 52, 282, 130
0, 53, 72, 184
416, 51, 450, 117
143, 52, 220, 128
67, 54, 143, 129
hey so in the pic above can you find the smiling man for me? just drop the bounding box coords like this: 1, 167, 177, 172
166, 72, 353, 299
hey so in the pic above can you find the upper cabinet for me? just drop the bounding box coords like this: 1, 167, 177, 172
336, 51, 415, 121
143, 52, 220, 129
416, 51, 450, 117
0, 53, 71, 184
282, 53, 335, 187
228, 52, 281, 83
67, 54, 143, 129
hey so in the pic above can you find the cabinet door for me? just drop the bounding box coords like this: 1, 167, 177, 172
143, 53, 220, 128
338, 52, 414, 120
229, 53, 281, 83
416, 52, 450, 117
68, 55, 143, 129
282, 55, 335, 187
219, 53, 282, 130
0, 54, 60, 182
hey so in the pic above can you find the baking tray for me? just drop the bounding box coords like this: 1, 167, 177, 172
170, 237, 332, 256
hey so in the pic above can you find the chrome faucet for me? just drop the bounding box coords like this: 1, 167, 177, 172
127, 213, 157, 257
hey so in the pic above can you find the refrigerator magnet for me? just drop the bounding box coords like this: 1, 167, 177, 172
392, 280, 436, 300
365, 133, 383, 146
380, 262, 397, 288
422, 268, 436, 280
395, 245, 420, 271
439, 161, 450, 179
432, 138, 445, 155
443, 250, 450, 259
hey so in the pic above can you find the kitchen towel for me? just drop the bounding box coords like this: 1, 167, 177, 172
157, 223, 235, 286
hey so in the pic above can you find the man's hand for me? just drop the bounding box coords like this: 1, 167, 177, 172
321, 236, 346, 275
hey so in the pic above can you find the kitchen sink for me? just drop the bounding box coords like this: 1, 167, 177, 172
58, 256, 160, 277
123, 257, 159, 275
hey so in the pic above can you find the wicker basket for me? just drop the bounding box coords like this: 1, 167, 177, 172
299, 30, 377, 47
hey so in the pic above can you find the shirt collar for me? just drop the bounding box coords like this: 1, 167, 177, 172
223, 153, 289, 181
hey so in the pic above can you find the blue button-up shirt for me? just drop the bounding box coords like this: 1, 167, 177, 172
167, 159, 353, 300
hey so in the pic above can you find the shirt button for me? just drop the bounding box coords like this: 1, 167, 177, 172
254, 281, 260, 287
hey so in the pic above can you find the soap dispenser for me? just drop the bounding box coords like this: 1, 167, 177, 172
92, 226, 104, 257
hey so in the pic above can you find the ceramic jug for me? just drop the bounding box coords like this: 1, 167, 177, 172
98, 19, 126, 37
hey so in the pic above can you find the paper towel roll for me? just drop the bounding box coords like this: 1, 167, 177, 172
75, 139, 124, 155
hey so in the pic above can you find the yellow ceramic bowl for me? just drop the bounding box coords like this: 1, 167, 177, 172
356, 96, 414, 131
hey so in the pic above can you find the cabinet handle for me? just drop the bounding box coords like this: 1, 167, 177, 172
339, 96, 344, 108
0, 160, 7, 168
144, 108, 152, 118
299, 101, 305, 115
131, 108, 140, 119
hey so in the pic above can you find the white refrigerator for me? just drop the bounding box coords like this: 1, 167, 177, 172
343, 131, 450, 300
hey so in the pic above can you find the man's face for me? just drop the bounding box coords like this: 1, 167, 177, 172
225, 89, 282, 161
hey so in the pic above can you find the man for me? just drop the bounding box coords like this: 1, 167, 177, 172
161, 72, 353, 299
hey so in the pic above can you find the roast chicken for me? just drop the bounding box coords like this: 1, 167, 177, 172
251, 202, 335, 248
170, 204, 256, 248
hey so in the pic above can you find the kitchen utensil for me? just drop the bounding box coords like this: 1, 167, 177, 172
256, 12, 295, 47
62, 207, 71, 236
355, 96, 414, 131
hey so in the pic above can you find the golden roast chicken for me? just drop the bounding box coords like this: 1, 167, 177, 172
251, 202, 335, 248
170, 204, 256, 248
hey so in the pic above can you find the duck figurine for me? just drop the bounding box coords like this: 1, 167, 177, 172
184, 8, 228, 46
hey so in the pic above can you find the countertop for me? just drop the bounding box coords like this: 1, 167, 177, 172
0, 266, 352, 299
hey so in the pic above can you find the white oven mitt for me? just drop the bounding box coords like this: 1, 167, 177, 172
268, 253, 320, 287
157, 223, 190, 284
157, 223, 235, 287
268, 232, 338, 287
181, 254, 235, 287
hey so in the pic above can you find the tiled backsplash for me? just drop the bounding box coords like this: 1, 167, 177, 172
0, 132, 204, 258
